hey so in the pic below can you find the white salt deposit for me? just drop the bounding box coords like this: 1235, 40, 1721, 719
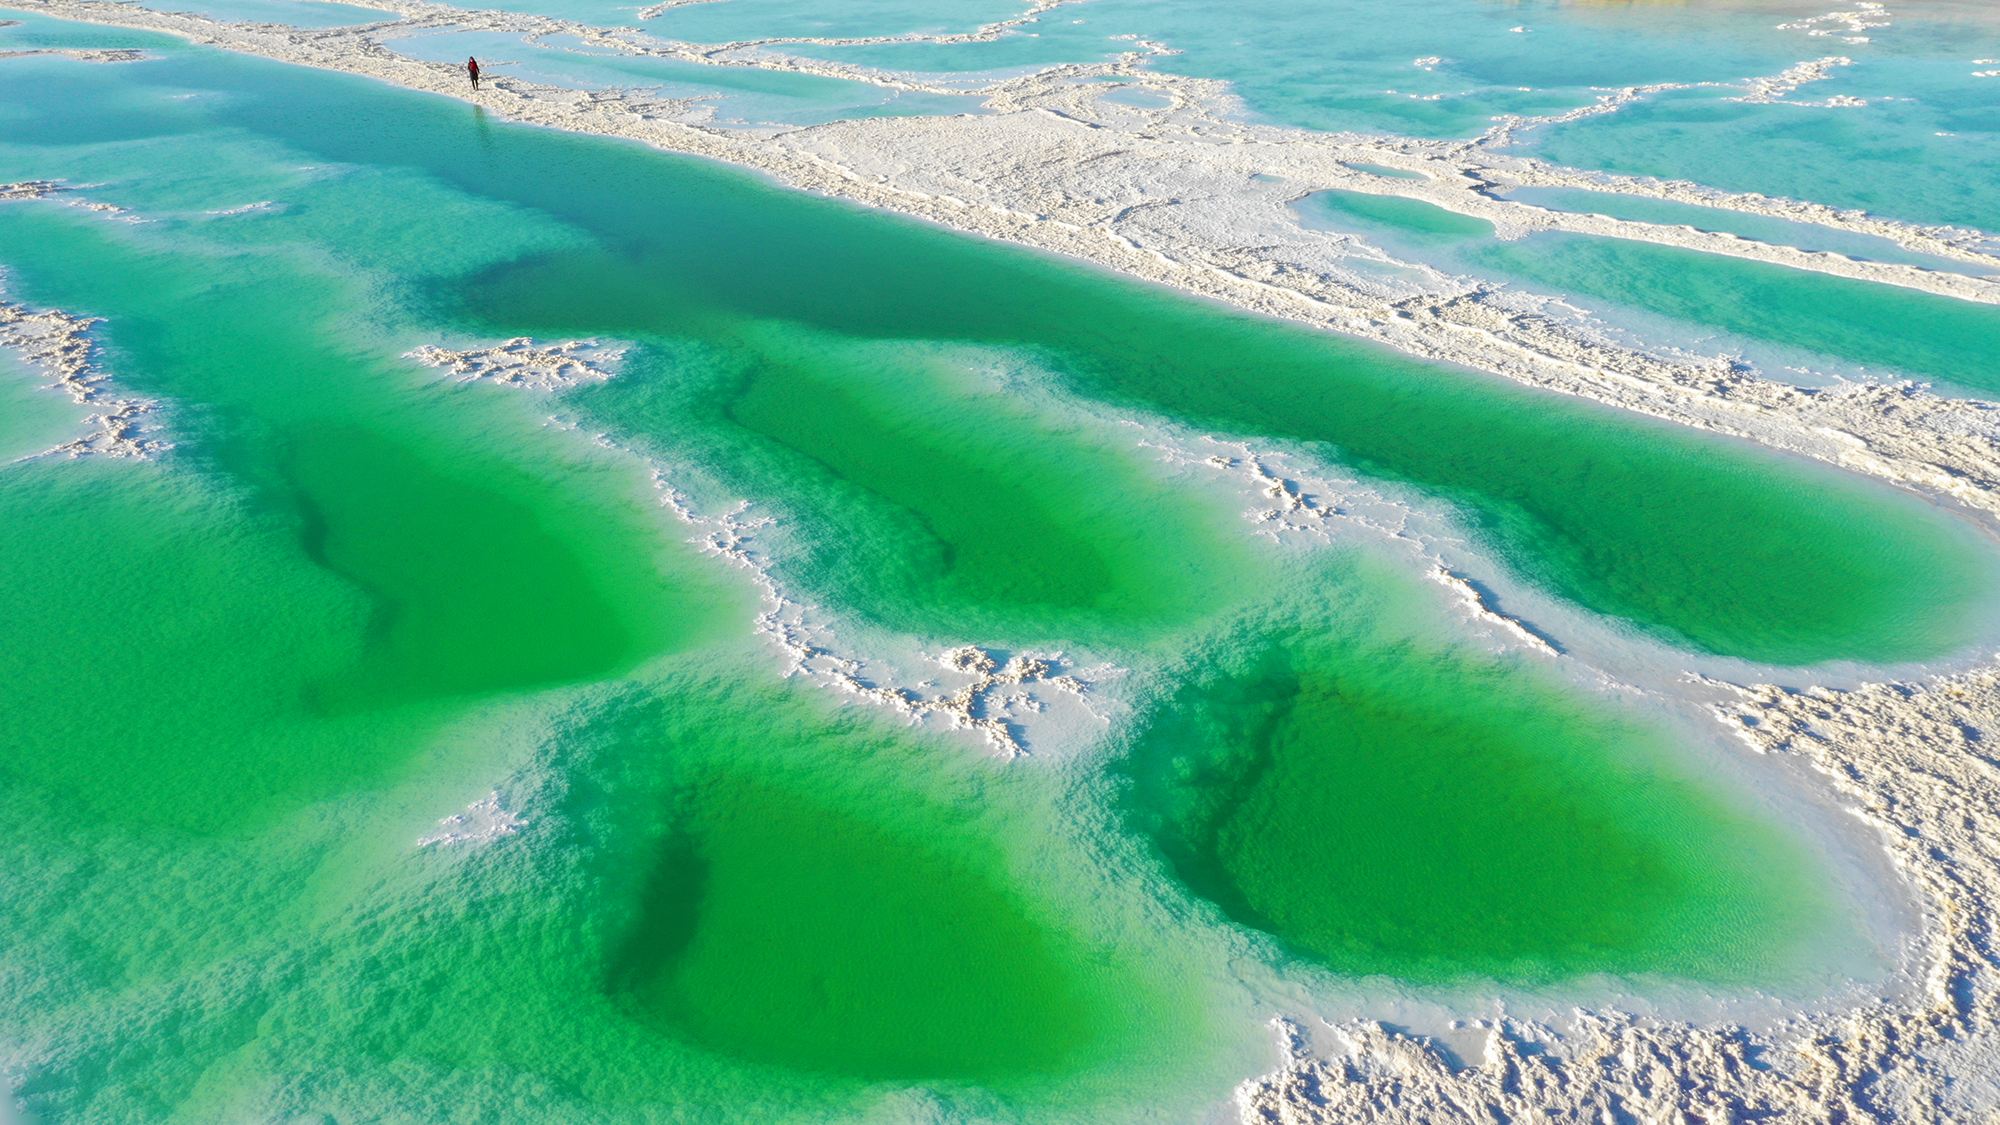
0, 291, 166, 460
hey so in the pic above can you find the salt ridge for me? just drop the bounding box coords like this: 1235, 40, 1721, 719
406, 336, 625, 391
0, 288, 166, 461
650, 472, 1115, 758
411, 345, 1114, 756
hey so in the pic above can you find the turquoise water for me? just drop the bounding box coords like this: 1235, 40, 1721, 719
771, 0, 1810, 136
84, 0, 2000, 236
1297, 187, 2000, 397
1502, 186, 1984, 275
1525, 46, 2000, 236
0, 352, 82, 460
782, 22, 1121, 77
543, 0, 2000, 403
2, 5, 1998, 1120
1470, 233, 2000, 394
1298, 188, 1497, 248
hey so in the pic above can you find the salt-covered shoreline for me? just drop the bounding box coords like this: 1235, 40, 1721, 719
9, 0, 2000, 1117
0, 286, 165, 460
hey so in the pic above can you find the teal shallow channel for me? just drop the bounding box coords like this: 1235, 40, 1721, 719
1302, 187, 2000, 398
0, 18, 1977, 1120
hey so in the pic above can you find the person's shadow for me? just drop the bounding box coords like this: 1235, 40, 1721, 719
473, 103, 495, 157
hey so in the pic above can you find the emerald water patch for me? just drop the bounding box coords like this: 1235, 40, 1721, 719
1122, 566, 1835, 985
0, 208, 748, 834
607, 750, 1171, 1089
158, 677, 1247, 1121
547, 325, 1271, 646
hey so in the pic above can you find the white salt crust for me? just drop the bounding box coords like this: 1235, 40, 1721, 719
406, 336, 625, 391
0, 285, 165, 460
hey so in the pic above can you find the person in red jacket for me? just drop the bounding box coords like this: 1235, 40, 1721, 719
467, 56, 481, 90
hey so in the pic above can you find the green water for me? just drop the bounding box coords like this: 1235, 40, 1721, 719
0, 209, 743, 834
1122, 566, 1826, 985
329, 675, 1247, 1120
560, 325, 1267, 643
0, 208, 1235, 1115
0, 22, 1974, 1120
1, 662, 1246, 1119
0, 36, 1939, 666
600, 691, 1211, 1092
